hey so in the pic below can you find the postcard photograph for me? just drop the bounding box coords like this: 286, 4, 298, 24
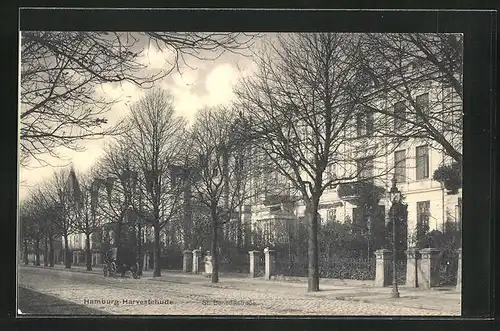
17, 25, 463, 316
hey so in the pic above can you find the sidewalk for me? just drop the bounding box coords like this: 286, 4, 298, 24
147, 271, 460, 313
20, 264, 461, 314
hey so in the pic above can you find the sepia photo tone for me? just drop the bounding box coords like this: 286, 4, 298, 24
17, 31, 463, 316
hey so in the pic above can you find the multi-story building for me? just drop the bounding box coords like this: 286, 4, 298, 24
248, 57, 462, 249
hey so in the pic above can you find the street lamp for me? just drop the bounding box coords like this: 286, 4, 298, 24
387, 175, 401, 298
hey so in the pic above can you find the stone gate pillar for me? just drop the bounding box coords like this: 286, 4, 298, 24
456, 248, 462, 291
183, 250, 193, 273
405, 248, 420, 288
374, 249, 392, 287
419, 248, 440, 289
264, 248, 276, 280
248, 251, 261, 278
192, 249, 201, 274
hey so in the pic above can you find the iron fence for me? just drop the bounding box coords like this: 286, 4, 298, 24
219, 254, 250, 274
320, 258, 376, 280
276, 258, 308, 277
438, 255, 458, 286
275, 257, 377, 280
159, 255, 183, 270
392, 259, 407, 285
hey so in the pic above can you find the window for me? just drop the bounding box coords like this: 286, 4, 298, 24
417, 201, 430, 227
367, 112, 374, 135
356, 109, 374, 137
352, 207, 360, 225
273, 172, 279, 185
326, 163, 337, 179
357, 157, 374, 180
394, 150, 406, 183
409, 59, 425, 75
356, 113, 365, 136
416, 145, 429, 180
394, 101, 406, 129
327, 208, 337, 222
415, 93, 430, 124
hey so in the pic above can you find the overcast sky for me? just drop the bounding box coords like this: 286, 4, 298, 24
19, 33, 264, 201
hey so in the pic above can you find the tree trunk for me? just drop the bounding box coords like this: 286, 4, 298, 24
183, 178, 193, 250
64, 235, 71, 269
35, 238, 41, 266
307, 198, 320, 292
223, 150, 229, 244
49, 238, 54, 267
211, 218, 219, 283
288, 227, 293, 271
23, 240, 29, 265
85, 234, 92, 271
116, 221, 122, 250
137, 222, 143, 275
237, 204, 243, 248
153, 224, 161, 277
43, 237, 48, 267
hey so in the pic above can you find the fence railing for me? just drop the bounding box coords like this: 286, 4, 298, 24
320, 258, 376, 280
219, 255, 250, 274
275, 257, 377, 280
387, 259, 407, 285
276, 259, 308, 277
438, 255, 458, 286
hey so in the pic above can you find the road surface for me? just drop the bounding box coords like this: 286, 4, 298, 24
18, 265, 459, 316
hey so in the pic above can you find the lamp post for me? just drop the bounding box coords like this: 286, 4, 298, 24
387, 175, 401, 298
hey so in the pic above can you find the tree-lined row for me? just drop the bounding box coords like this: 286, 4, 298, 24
21, 89, 277, 282
20, 33, 463, 291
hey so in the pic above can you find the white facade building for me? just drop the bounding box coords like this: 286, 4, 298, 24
248, 66, 462, 247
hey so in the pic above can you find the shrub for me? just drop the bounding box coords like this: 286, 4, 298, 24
433, 162, 462, 194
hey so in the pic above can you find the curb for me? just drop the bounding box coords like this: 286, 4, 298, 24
20, 265, 104, 276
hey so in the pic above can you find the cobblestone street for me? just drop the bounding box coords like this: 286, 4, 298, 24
18, 265, 460, 316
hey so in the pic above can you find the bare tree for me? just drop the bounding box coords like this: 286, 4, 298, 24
354, 33, 463, 166
41, 203, 61, 267
71, 169, 105, 271
93, 142, 132, 255
28, 191, 62, 267
189, 106, 256, 283
124, 88, 187, 277
40, 168, 78, 268
20, 31, 260, 167
19, 199, 39, 265
235, 33, 400, 291
19, 206, 32, 265
21, 190, 61, 267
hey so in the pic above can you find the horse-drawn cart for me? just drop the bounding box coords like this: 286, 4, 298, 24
103, 246, 140, 279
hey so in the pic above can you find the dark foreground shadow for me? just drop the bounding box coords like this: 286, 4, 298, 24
17, 286, 110, 316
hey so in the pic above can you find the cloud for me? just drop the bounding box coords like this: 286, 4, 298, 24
171, 70, 199, 87
95, 81, 146, 125
138, 44, 175, 70
19, 48, 257, 200
205, 63, 239, 106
